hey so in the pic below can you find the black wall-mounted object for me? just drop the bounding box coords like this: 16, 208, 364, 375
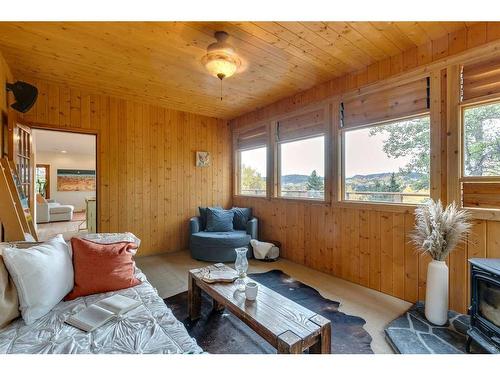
5, 81, 38, 113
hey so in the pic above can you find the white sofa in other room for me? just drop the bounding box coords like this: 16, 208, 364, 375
36, 194, 74, 223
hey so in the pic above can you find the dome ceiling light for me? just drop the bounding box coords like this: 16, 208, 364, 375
202, 31, 241, 101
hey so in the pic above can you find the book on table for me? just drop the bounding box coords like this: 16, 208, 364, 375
196, 263, 238, 283
66, 294, 142, 332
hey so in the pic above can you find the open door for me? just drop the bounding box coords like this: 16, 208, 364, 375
11, 123, 35, 212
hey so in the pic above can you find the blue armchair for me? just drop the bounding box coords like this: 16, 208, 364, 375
189, 216, 258, 262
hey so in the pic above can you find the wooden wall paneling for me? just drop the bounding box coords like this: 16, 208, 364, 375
449, 241, 467, 312
358, 209, 370, 288
380, 212, 394, 295
369, 210, 381, 291
404, 213, 419, 302
486, 221, 500, 258
430, 69, 443, 201
467, 220, 487, 303
108, 97, 119, 232
392, 213, 406, 300
446, 64, 461, 206
350, 208, 360, 283
13, 76, 231, 256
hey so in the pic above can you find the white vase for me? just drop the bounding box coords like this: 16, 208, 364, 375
424, 260, 449, 325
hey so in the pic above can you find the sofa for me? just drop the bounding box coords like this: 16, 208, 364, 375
36, 194, 74, 223
189, 207, 258, 263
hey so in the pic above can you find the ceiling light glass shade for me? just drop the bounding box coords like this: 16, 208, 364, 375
203, 31, 240, 79
204, 53, 238, 79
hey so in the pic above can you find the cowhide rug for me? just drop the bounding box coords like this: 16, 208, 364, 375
165, 269, 373, 354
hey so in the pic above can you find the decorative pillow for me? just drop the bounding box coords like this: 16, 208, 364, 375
231, 207, 253, 230
2, 235, 74, 325
65, 237, 141, 301
0, 245, 19, 328
205, 208, 234, 232
69, 232, 141, 258
198, 206, 222, 230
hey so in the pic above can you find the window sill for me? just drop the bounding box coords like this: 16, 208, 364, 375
463, 207, 500, 221
335, 200, 418, 213
273, 196, 328, 204
233, 194, 269, 199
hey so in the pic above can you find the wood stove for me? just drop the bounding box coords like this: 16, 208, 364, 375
467, 259, 500, 353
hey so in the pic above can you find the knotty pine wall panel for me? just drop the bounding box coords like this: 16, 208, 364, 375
232, 24, 500, 314
0, 51, 14, 241
16, 76, 232, 256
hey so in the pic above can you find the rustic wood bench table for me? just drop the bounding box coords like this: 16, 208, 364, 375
188, 264, 331, 354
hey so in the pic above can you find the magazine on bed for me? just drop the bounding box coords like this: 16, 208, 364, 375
66, 294, 142, 332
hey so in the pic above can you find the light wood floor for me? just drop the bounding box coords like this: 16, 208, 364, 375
136, 250, 411, 354
37, 212, 87, 241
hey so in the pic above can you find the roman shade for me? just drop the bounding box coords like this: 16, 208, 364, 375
461, 57, 500, 101
235, 124, 268, 150
277, 107, 326, 142
341, 77, 430, 128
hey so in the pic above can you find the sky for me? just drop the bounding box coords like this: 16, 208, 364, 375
345, 128, 413, 178
240, 132, 414, 178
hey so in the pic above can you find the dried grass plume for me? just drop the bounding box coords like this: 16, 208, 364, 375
411, 199, 471, 261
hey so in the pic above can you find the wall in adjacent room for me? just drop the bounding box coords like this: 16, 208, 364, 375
15, 75, 232, 256
231, 23, 500, 314
0, 51, 13, 241
36, 151, 96, 211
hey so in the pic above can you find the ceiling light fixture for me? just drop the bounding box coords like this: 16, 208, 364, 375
202, 31, 240, 101
61, 150, 67, 154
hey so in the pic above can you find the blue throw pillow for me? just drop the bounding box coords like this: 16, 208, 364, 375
199, 206, 222, 230
231, 207, 252, 230
205, 208, 234, 232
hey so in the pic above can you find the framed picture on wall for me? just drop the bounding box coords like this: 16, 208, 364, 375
57, 169, 96, 191
196, 151, 210, 167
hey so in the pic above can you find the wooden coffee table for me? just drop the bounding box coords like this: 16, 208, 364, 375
188, 263, 331, 354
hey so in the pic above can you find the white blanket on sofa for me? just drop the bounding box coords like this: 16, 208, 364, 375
0, 268, 202, 354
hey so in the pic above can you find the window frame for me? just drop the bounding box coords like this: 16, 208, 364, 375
235, 144, 269, 198
458, 97, 500, 213
276, 134, 327, 202
460, 97, 500, 182
340, 112, 432, 206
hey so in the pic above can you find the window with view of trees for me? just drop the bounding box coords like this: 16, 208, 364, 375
343, 115, 430, 204
279, 136, 325, 200
463, 101, 500, 177
239, 147, 267, 196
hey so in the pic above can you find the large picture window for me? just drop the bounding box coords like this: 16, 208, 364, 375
343, 115, 430, 204
463, 101, 500, 177
279, 135, 325, 200
238, 146, 267, 196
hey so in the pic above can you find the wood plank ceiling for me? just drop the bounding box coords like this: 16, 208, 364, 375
0, 22, 473, 119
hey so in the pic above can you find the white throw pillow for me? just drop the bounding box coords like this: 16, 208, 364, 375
3, 235, 74, 325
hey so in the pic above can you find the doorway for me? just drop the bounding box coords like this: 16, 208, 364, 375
31, 128, 97, 241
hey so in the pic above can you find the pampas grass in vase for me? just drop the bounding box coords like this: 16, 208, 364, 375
411, 199, 471, 325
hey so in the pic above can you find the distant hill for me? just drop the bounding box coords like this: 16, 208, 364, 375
281, 174, 324, 185
281, 172, 426, 189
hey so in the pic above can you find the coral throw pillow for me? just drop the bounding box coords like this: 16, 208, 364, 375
65, 237, 141, 300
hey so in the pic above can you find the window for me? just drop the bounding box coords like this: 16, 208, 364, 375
463, 101, 500, 177
35, 164, 50, 199
279, 136, 325, 200
343, 115, 430, 204
238, 146, 267, 196
461, 101, 500, 210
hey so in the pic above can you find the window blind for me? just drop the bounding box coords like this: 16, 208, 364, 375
235, 125, 268, 150
461, 57, 500, 101
341, 77, 430, 129
276, 108, 326, 142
